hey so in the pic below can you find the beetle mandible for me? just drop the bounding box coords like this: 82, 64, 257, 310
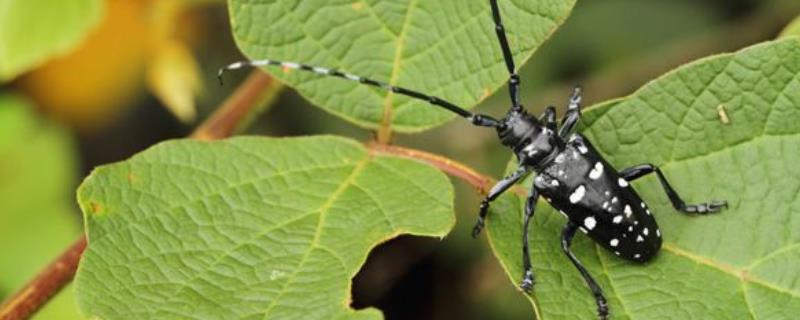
219, 1, 728, 318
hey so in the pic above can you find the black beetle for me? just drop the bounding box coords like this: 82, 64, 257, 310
218, 1, 727, 318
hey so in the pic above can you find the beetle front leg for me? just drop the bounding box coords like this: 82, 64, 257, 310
472, 166, 530, 237
519, 186, 539, 292
539, 106, 557, 132
558, 86, 583, 139
561, 222, 609, 320
619, 163, 728, 214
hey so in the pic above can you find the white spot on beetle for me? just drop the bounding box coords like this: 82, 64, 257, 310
551, 180, 560, 187
589, 162, 604, 179
646, 209, 651, 215
579, 227, 588, 234
643, 228, 649, 236
628, 226, 634, 232
555, 154, 566, 163
636, 235, 644, 242
577, 144, 588, 154
584, 216, 597, 230
569, 135, 578, 142
634, 254, 641, 259
641, 202, 646, 208
615, 251, 621, 256
611, 197, 618, 203
569, 185, 586, 203
558, 169, 566, 177
523, 145, 538, 157
624, 205, 632, 217
604, 191, 611, 196
610, 239, 619, 247
602, 201, 609, 209
618, 178, 629, 187
613, 215, 623, 224
657, 229, 661, 237
535, 176, 543, 184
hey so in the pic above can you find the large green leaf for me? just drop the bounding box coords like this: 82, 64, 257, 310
486, 38, 800, 319
74, 136, 454, 319
0, 95, 82, 319
228, 0, 575, 132
0, 0, 103, 81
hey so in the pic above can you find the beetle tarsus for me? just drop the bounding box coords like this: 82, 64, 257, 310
471, 218, 485, 238
681, 200, 728, 214
519, 269, 535, 292
597, 296, 609, 320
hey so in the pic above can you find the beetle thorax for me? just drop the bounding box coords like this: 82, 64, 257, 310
496, 110, 563, 168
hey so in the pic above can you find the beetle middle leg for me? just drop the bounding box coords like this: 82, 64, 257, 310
619, 164, 728, 214
472, 166, 530, 237
519, 185, 539, 291
561, 221, 609, 320
558, 86, 583, 138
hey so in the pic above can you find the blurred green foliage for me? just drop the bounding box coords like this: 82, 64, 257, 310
0, 95, 81, 319
0, 0, 103, 81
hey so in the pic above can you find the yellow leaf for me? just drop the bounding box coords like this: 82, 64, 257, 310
146, 41, 201, 122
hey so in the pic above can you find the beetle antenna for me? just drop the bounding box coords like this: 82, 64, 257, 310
218, 59, 479, 120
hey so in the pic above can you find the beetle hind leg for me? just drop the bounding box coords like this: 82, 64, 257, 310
561, 222, 609, 320
619, 163, 728, 214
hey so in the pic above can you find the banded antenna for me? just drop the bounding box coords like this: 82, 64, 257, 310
218, 59, 501, 127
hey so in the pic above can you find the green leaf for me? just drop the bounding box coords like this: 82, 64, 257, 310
74, 136, 454, 319
0, 0, 103, 81
0, 95, 82, 319
228, 0, 575, 132
486, 38, 800, 319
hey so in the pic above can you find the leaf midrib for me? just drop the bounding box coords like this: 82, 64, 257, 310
379, 0, 417, 133
259, 156, 371, 319
662, 243, 800, 299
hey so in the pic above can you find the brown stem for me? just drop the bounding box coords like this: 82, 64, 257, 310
192, 71, 279, 140
0, 237, 86, 320
367, 143, 526, 197
0, 69, 276, 320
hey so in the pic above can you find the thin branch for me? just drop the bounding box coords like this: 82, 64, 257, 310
0, 69, 276, 320
0, 237, 86, 320
192, 70, 280, 140
367, 142, 526, 197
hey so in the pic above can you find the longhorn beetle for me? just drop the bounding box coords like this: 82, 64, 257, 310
219, 1, 728, 318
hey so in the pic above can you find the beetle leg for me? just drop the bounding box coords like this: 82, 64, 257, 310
619, 164, 728, 214
472, 166, 530, 237
519, 185, 540, 292
539, 106, 557, 132
561, 222, 610, 320
558, 86, 583, 138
